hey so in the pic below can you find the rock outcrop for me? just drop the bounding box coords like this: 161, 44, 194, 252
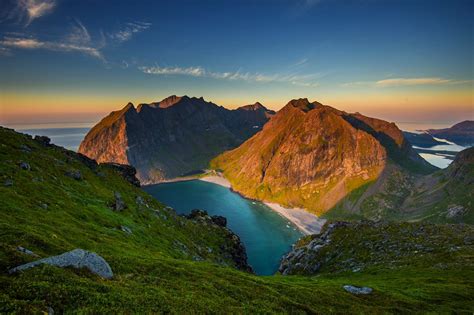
102, 162, 141, 187
78, 96, 275, 184
186, 209, 253, 273
9, 249, 113, 279
211, 98, 434, 215
279, 221, 474, 276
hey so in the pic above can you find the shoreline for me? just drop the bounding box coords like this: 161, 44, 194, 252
198, 175, 326, 235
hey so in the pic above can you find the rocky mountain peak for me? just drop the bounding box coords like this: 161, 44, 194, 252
286, 98, 322, 112
155, 95, 184, 108
123, 102, 135, 111
237, 102, 267, 111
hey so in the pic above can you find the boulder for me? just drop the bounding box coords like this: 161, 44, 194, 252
120, 225, 132, 234
20, 144, 32, 153
343, 285, 373, 295
111, 191, 126, 211
34, 135, 51, 146
211, 215, 227, 227
446, 204, 466, 218
65, 170, 83, 180
9, 248, 113, 279
19, 161, 30, 170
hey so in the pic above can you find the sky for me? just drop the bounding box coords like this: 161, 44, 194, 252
0, 0, 473, 125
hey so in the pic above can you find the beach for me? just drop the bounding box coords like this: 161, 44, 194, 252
199, 174, 326, 235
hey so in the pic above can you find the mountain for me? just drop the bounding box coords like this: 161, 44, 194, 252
403, 131, 445, 148
426, 120, 474, 146
78, 96, 274, 184
211, 98, 435, 215
2, 127, 473, 313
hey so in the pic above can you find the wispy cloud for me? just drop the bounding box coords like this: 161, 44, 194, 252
140, 65, 320, 87
0, 36, 103, 59
0, 20, 104, 60
342, 77, 472, 88
109, 22, 151, 43
19, 0, 56, 26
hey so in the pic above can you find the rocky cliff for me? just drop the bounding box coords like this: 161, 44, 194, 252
78, 96, 274, 184
211, 98, 434, 215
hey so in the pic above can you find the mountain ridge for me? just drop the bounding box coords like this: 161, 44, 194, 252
79, 96, 275, 183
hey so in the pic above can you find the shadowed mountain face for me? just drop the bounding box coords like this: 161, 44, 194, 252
211, 98, 435, 215
79, 96, 274, 184
427, 120, 474, 146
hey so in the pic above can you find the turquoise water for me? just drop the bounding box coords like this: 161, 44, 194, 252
143, 180, 303, 275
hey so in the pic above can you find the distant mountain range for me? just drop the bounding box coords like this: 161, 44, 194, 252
404, 120, 474, 148
79, 96, 275, 183
426, 120, 474, 146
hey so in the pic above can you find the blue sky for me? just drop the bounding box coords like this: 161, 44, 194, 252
0, 0, 473, 124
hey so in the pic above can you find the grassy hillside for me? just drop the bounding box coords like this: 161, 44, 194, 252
324, 149, 473, 224
1, 127, 473, 313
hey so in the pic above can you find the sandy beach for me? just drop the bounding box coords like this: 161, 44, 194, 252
199, 174, 326, 235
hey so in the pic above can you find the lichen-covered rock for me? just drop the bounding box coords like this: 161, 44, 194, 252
9, 249, 113, 279
19, 161, 30, 170
65, 170, 82, 180
446, 204, 466, 218
343, 285, 373, 295
111, 191, 126, 211
120, 225, 133, 234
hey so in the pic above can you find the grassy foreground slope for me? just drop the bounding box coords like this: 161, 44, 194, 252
1, 127, 473, 313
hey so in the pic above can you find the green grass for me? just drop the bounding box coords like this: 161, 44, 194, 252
1, 127, 473, 313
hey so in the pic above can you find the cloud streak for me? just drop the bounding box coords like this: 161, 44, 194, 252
0, 36, 103, 59
342, 77, 471, 88
140, 65, 320, 87
109, 22, 151, 43
0, 20, 104, 60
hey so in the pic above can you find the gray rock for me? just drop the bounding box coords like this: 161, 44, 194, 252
20, 144, 32, 153
446, 204, 466, 218
9, 248, 113, 279
19, 161, 31, 170
65, 170, 83, 180
16, 246, 38, 257
4, 179, 13, 187
112, 191, 126, 211
343, 285, 373, 295
34, 135, 51, 146
120, 225, 132, 234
